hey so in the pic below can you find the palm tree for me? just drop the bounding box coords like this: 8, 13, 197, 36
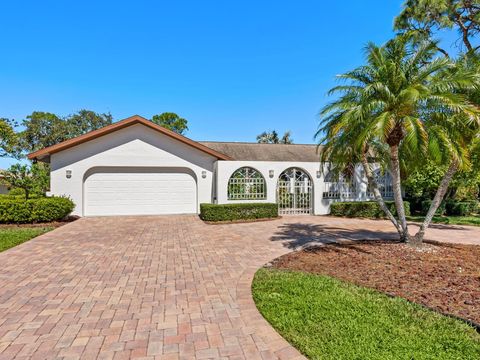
256, 130, 293, 144
318, 35, 479, 245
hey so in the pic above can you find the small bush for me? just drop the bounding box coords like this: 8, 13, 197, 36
330, 201, 410, 218
0, 197, 75, 223
421, 200, 446, 216
445, 200, 478, 216
200, 203, 278, 222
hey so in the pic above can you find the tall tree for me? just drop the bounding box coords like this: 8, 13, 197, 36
17, 112, 67, 154
256, 130, 293, 144
151, 112, 188, 135
395, 0, 480, 54
65, 110, 112, 138
318, 35, 480, 245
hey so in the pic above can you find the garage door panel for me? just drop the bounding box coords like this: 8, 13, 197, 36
84, 169, 197, 216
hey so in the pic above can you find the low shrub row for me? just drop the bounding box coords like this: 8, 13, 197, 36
330, 201, 411, 218
418, 199, 478, 216
0, 197, 75, 223
200, 203, 278, 222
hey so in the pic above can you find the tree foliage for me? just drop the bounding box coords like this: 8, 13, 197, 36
395, 0, 480, 54
256, 130, 293, 144
65, 110, 112, 138
2, 163, 49, 200
318, 35, 480, 245
0, 118, 17, 158
151, 112, 188, 135
16, 110, 113, 155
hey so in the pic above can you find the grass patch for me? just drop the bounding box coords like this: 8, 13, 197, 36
253, 268, 480, 360
0, 227, 53, 252
407, 215, 480, 227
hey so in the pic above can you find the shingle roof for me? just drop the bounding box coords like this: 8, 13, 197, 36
199, 142, 322, 162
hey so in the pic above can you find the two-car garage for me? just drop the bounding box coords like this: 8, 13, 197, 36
83, 167, 197, 216
26, 116, 232, 217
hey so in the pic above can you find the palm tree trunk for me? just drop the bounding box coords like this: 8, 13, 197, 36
389, 145, 410, 242
411, 161, 459, 246
361, 153, 403, 238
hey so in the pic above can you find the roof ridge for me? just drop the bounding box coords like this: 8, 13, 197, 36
199, 141, 319, 146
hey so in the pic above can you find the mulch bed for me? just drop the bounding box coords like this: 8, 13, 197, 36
0, 216, 79, 229
270, 240, 480, 325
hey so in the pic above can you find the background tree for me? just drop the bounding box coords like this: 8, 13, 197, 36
17, 112, 68, 155
16, 110, 113, 156
65, 110, 112, 138
256, 130, 293, 144
395, 0, 480, 54
3, 164, 48, 200
151, 112, 188, 135
0, 118, 17, 158
318, 35, 480, 245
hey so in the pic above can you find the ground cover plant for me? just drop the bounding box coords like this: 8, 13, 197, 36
253, 268, 480, 360
0, 227, 53, 252
407, 214, 480, 227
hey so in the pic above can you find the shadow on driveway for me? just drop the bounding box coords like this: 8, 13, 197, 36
270, 221, 399, 250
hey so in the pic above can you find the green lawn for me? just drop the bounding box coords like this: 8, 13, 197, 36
253, 269, 480, 360
407, 215, 480, 227
0, 227, 53, 252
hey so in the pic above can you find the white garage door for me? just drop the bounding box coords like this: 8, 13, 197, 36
84, 168, 197, 216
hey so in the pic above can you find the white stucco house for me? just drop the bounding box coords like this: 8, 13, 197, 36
28, 115, 393, 217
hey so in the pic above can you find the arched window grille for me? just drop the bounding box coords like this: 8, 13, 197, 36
228, 167, 266, 200
368, 169, 394, 198
323, 171, 356, 199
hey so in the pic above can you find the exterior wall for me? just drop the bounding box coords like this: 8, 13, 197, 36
49, 124, 217, 216
215, 161, 371, 215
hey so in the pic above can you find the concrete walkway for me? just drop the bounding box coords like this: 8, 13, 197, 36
0, 215, 478, 359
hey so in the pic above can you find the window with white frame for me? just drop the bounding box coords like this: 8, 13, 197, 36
368, 169, 394, 198
228, 167, 266, 200
323, 171, 356, 199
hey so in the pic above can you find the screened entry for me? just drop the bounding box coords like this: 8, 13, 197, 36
277, 168, 313, 215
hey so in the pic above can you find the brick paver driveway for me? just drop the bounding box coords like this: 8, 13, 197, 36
0, 215, 478, 360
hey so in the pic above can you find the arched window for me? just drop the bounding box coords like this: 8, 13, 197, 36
228, 167, 266, 200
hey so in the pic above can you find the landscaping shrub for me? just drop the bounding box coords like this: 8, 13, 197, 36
330, 201, 410, 218
445, 200, 478, 216
421, 200, 446, 216
0, 197, 74, 223
200, 203, 278, 222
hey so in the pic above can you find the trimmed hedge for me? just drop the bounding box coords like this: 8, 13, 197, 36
421, 200, 446, 216
0, 197, 75, 223
200, 203, 278, 222
330, 201, 410, 219
445, 200, 478, 216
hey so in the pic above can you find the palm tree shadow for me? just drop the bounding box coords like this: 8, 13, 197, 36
271, 222, 399, 250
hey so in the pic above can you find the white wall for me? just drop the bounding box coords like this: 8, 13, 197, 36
215, 161, 371, 215
50, 124, 217, 216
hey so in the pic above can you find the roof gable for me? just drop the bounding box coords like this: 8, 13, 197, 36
28, 115, 232, 161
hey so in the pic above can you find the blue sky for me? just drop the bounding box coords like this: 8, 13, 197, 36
1, 1, 416, 168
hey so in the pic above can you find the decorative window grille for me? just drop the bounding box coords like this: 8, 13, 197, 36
228, 167, 266, 200
323, 172, 356, 199
368, 170, 394, 199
